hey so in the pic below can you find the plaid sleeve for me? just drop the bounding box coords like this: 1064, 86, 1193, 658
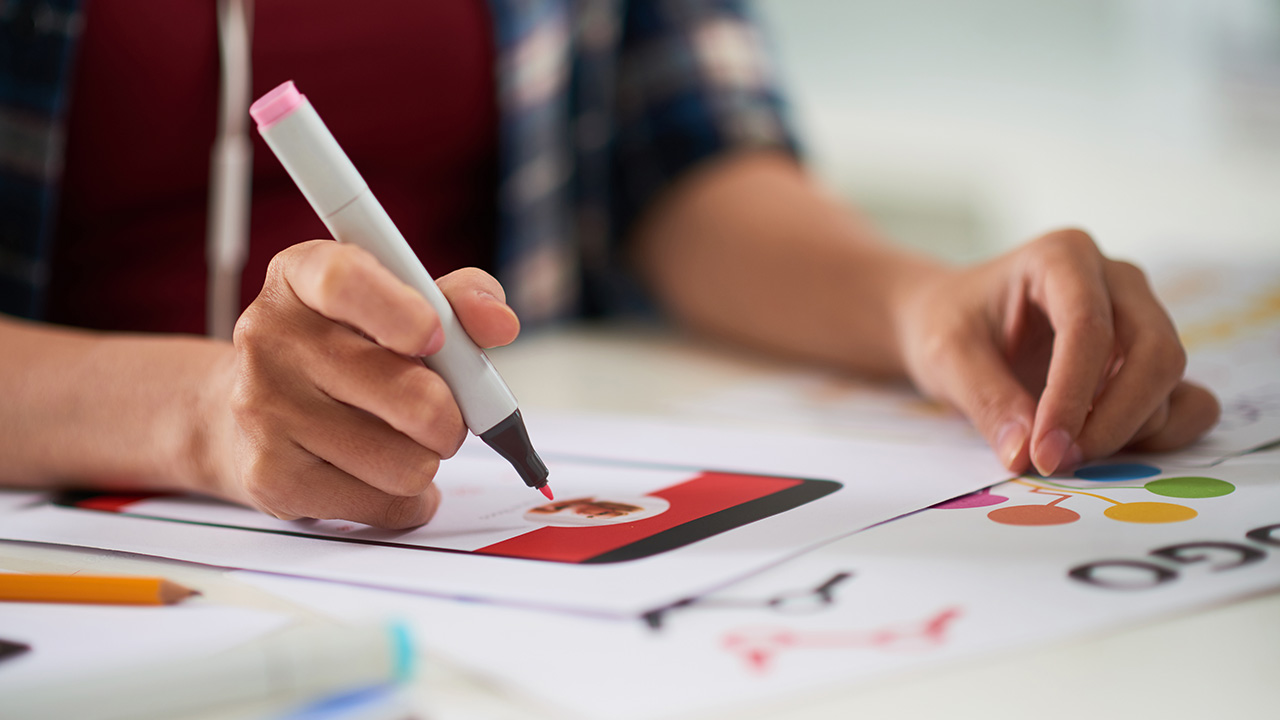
0, 0, 84, 319
611, 0, 801, 236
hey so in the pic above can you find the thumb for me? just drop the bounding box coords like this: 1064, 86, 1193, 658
435, 268, 521, 350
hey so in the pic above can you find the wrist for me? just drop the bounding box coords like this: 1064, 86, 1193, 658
170, 339, 241, 501
865, 247, 952, 378
886, 256, 961, 383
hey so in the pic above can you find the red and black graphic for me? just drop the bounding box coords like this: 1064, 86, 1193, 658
52, 458, 841, 565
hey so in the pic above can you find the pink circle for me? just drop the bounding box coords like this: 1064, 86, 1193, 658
934, 488, 1009, 509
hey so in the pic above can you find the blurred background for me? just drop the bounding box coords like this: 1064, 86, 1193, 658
755, 0, 1280, 264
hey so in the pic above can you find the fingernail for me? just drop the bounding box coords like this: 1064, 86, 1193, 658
1059, 442, 1084, 474
996, 420, 1029, 469
417, 327, 445, 357
479, 289, 520, 324
1034, 429, 1071, 476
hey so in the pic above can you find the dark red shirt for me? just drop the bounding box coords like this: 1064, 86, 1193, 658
48, 0, 497, 335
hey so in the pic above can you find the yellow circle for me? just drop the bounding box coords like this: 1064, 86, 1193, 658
1104, 502, 1197, 524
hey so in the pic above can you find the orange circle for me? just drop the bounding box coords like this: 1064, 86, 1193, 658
988, 505, 1080, 526
1103, 502, 1197, 524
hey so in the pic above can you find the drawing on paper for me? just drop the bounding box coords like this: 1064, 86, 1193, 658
934, 463, 1235, 526
722, 606, 962, 672
50, 457, 841, 565
524, 496, 670, 525
1176, 280, 1280, 350
643, 571, 854, 630
1215, 384, 1280, 433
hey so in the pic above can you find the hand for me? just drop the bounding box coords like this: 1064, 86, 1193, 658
205, 240, 519, 528
896, 229, 1219, 476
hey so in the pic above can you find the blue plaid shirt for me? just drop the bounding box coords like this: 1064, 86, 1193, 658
0, 0, 797, 325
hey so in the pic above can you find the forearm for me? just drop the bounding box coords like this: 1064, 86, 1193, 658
0, 315, 234, 494
631, 151, 945, 378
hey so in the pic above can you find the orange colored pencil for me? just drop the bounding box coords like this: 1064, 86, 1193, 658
0, 574, 200, 605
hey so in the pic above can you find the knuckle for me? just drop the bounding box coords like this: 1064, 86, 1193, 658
905, 326, 967, 403
1045, 227, 1098, 254
380, 494, 432, 530
1027, 228, 1101, 269
915, 314, 965, 365
1110, 259, 1148, 286
232, 303, 269, 347
312, 250, 360, 311
386, 319, 436, 357
385, 452, 440, 497
228, 353, 289, 429
261, 245, 312, 301
1069, 305, 1114, 344
440, 422, 468, 459
228, 379, 271, 429
262, 248, 293, 284
398, 369, 464, 438
1149, 335, 1188, 382
390, 363, 442, 409
238, 453, 284, 512
912, 329, 958, 379
232, 301, 304, 359
916, 334, 951, 374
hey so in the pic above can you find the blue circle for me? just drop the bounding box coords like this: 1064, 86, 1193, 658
1074, 463, 1161, 481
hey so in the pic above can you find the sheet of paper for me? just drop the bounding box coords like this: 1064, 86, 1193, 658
0, 414, 1008, 617
0, 489, 47, 515
0, 593, 288, 692
237, 450, 1280, 720
1151, 261, 1280, 462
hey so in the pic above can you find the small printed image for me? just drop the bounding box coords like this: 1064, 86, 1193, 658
525, 496, 671, 526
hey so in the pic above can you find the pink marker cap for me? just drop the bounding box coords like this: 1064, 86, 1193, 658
250, 80, 305, 131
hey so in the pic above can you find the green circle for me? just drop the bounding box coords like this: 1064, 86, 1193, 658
1144, 476, 1235, 499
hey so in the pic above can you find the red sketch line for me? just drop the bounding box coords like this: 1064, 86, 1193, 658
722, 606, 963, 673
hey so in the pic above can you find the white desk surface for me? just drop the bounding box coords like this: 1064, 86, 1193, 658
4, 325, 1278, 720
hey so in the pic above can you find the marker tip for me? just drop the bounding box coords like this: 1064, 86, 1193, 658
539, 484, 554, 501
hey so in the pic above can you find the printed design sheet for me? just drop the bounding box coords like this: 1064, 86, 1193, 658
238, 451, 1280, 720
1150, 261, 1280, 461
0, 416, 1008, 617
47, 459, 837, 565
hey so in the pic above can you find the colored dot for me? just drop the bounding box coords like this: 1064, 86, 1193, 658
988, 505, 1080, 526
1074, 463, 1162, 481
1144, 476, 1235, 499
1103, 502, 1198, 523
934, 488, 1009, 509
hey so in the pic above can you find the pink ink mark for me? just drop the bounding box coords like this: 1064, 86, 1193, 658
722, 606, 963, 673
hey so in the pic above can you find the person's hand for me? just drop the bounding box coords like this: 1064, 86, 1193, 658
896, 228, 1219, 476
202, 240, 519, 528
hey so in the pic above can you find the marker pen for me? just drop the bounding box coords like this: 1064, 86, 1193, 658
249, 81, 550, 499
4, 622, 415, 720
